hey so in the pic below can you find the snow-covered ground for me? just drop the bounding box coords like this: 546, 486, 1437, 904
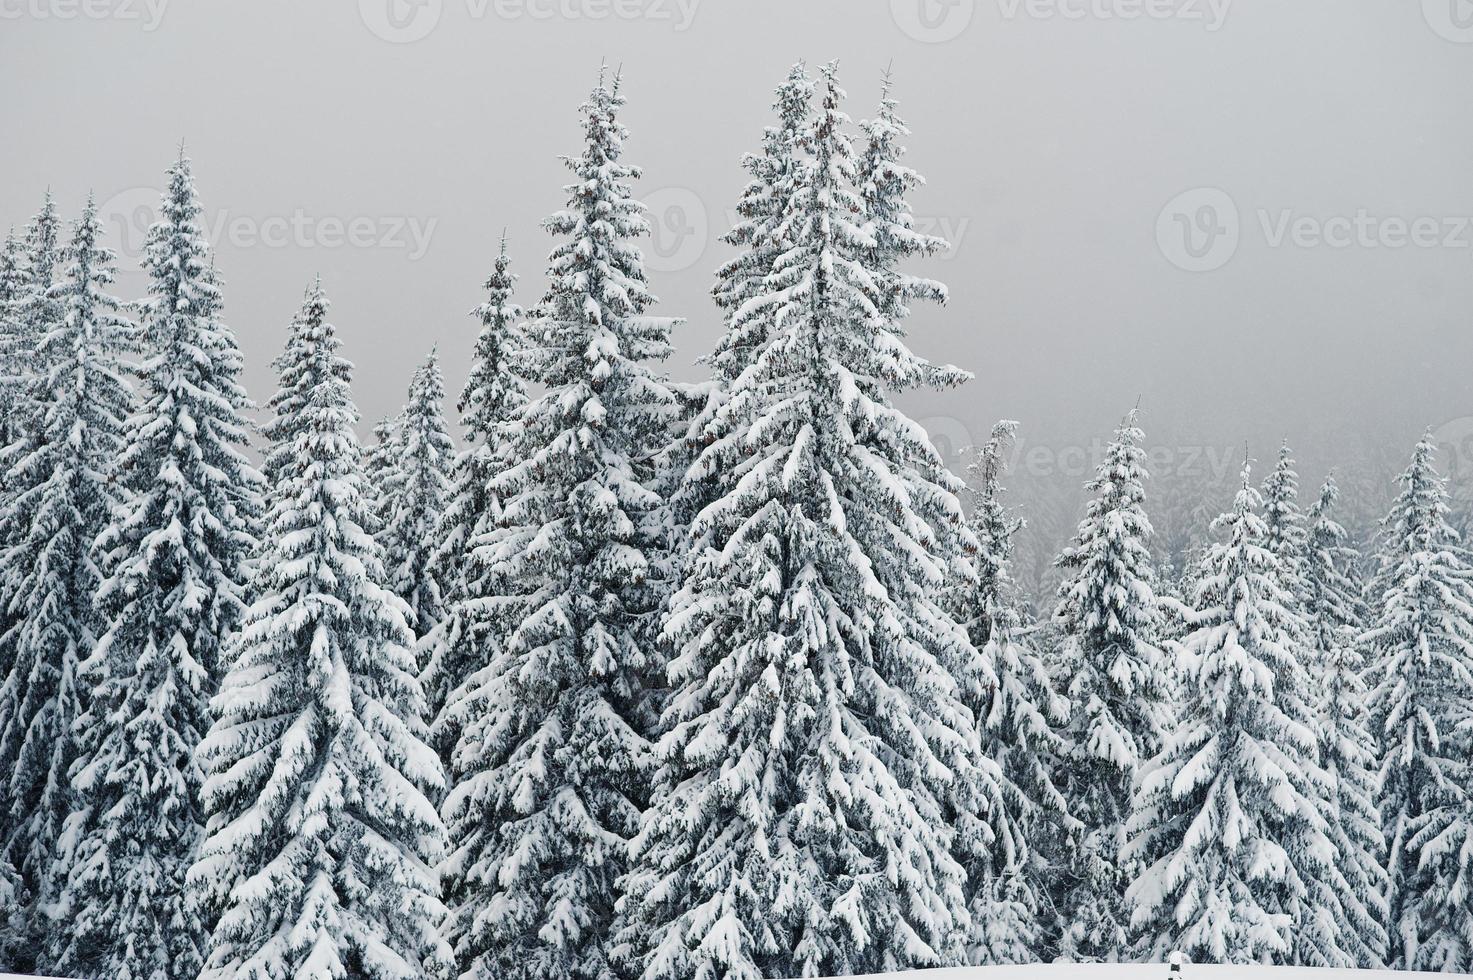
797, 967, 1447, 980
0, 968, 1456, 980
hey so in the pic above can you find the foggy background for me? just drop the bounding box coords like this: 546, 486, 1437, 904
3, 0, 1471, 598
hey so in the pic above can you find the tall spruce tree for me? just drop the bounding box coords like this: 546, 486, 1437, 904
667, 64, 816, 542
0, 228, 29, 449
1261, 441, 1309, 604
1305, 474, 1389, 969
0, 194, 62, 969
421, 237, 527, 766
856, 66, 948, 347
189, 281, 449, 979
1051, 409, 1171, 961
258, 284, 339, 493
363, 413, 403, 529
53, 155, 263, 980
953, 420, 1074, 963
0, 209, 15, 938
1126, 464, 1340, 964
8, 192, 63, 443
380, 350, 453, 661
437, 67, 676, 980
1366, 433, 1473, 971
708, 62, 812, 386
622, 62, 977, 979
0, 197, 137, 958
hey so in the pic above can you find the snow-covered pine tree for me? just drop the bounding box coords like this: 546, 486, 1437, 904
1365, 433, 1473, 971
0, 195, 60, 972
0, 196, 137, 960
1051, 409, 1171, 961
258, 282, 344, 493
664, 64, 816, 542
0, 228, 30, 449
6, 192, 62, 445
438, 67, 676, 980
708, 61, 812, 385
1304, 473, 1388, 969
52, 154, 263, 980
1261, 441, 1309, 604
188, 281, 449, 980
0, 228, 29, 824
0, 196, 62, 684
380, 349, 453, 665
421, 236, 526, 766
856, 66, 948, 346
1126, 463, 1341, 965
1305, 475, 1370, 640
953, 420, 1074, 964
622, 62, 977, 979
363, 413, 403, 529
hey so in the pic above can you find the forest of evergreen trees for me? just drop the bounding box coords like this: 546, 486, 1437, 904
0, 60, 1470, 980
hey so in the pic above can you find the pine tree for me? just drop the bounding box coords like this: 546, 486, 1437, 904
0, 228, 30, 450
1261, 441, 1309, 604
1365, 433, 1473, 971
0, 197, 137, 955
52, 155, 263, 980
421, 237, 526, 766
856, 66, 948, 347
7, 192, 63, 444
363, 413, 403, 529
0, 229, 29, 897
666, 64, 815, 542
1126, 464, 1340, 965
189, 281, 449, 979
438, 67, 676, 980
380, 349, 453, 660
1051, 409, 1171, 961
258, 285, 343, 493
708, 61, 812, 385
622, 62, 976, 979
953, 420, 1074, 963
1305, 474, 1389, 968
0, 195, 60, 970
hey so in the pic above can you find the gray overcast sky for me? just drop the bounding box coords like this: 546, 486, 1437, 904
3, 0, 1472, 511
